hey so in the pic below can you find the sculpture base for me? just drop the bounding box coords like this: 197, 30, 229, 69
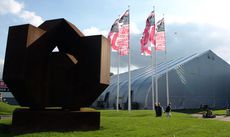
11, 108, 100, 133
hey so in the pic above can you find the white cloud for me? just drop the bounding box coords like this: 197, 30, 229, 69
0, 59, 4, 65
83, 22, 141, 38
212, 30, 230, 64
82, 27, 108, 37
214, 47, 230, 63
0, 0, 43, 26
0, 59, 4, 79
193, 0, 230, 28
0, 0, 23, 15
19, 10, 43, 26
165, 0, 230, 29
130, 22, 141, 34
166, 15, 192, 25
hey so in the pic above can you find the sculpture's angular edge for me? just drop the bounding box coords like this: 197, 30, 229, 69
3, 18, 110, 132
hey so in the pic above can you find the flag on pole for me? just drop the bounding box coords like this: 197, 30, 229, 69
108, 9, 130, 111
117, 10, 129, 56
148, 11, 156, 47
155, 18, 166, 51
108, 19, 119, 51
108, 10, 129, 56
140, 10, 156, 56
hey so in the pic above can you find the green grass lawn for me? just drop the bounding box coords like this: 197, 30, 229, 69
1, 103, 230, 137
0, 102, 19, 115
212, 109, 227, 115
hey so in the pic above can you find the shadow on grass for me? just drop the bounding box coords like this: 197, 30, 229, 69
0, 123, 15, 137
0, 123, 103, 136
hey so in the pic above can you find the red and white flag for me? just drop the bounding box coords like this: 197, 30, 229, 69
156, 18, 166, 51
108, 19, 119, 51
140, 10, 156, 56
117, 10, 129, 56
109, 10, 129, 55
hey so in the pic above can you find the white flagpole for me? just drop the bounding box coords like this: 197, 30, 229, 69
151, 43, 155, 110
154, 6, 158, 104
151, 6, 156, 110
163, 15, 170, 105
155, 48, 158, 104
116, 14, 121, 111
116, 51, 120, 111
128, 5, 131, 112
165, 49, 169, 105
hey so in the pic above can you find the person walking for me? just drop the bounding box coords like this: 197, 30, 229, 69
156, 102, 164, 117
165, 103, 172, 118
154, 103, 158, 116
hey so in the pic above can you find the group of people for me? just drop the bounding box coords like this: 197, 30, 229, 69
201, 105, 216, 118
154, 102, 172, 118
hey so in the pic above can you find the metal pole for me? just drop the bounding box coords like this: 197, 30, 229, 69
116, 52, 120, 111
165, 50, 169, 105
151, 45, 155, 110
152, 6, 158, 104
152, 6, 156, 109
116, 14, 121, 111
163, 16, 170, 105
128, 5, 131, 112
155, 48, 158, 103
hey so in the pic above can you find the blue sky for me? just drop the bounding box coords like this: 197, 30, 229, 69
1, 0, 230, 76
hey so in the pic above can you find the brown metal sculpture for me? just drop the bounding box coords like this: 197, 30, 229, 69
3, 18, 110, 132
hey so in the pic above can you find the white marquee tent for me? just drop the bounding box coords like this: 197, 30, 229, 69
93, 50, 230, 109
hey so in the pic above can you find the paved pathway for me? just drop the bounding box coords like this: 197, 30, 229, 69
0, 115, 12, 120
192, 114, 230, 122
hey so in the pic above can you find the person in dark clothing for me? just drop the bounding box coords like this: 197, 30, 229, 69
154, 103, 158, 116
156, 102, 163, 117
165, 103, 172, 118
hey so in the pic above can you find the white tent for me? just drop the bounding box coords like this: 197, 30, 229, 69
93, 50, 230, 109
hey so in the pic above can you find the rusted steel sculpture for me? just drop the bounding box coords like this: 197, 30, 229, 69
3, 18, 110, 132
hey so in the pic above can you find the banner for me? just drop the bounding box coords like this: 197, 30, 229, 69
140, 10, 155, 56
148, 11, 156, 47
116, 10, 129, 56
108, 19, 119, 51
156, 18, 166, 51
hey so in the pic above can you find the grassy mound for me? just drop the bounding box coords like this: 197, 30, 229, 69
0, 102, 19, 115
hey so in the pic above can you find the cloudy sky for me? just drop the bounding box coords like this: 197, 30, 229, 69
1, 0, 230, 77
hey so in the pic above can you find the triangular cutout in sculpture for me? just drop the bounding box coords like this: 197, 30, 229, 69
52, 46, 59, 52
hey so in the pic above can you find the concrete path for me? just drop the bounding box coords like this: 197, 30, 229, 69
0, 115, 12, 120
192, 114, 230, 122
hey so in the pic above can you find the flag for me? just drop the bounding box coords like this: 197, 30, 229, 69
140, 10, 155, 56
148, 11, 156, 47
117, 10, 129, 56
155, 18, 166, 51
108, 19, 119, 51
